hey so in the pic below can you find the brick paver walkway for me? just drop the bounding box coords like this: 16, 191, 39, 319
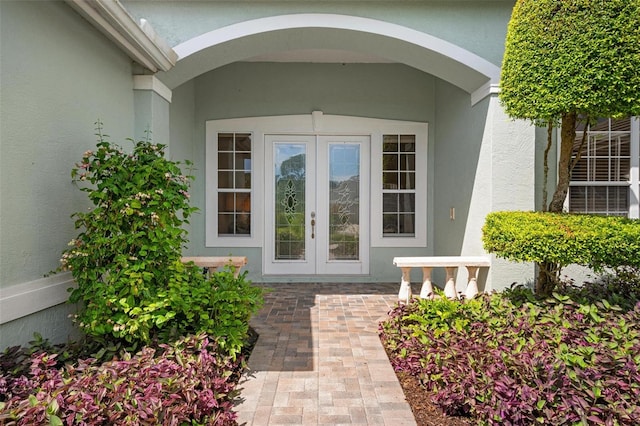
235, 283, 417, 425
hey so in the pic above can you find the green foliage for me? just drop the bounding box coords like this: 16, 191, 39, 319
166, 265, 263, 358
59, 124, 262, 355
500, 0, 640, 123
483, 211, 640, 272
380, 280, 640, 425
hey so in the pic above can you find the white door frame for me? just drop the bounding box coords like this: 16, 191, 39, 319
264, 134, 370, 275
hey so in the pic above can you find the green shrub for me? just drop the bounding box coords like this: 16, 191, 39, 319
483, 211, 640, 290
58, 125, 262, 355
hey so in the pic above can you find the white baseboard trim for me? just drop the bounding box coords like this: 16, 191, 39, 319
0, 273, 77, 324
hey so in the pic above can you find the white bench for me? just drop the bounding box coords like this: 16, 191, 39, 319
181, 256, 248, 278
392, 256, 491, 303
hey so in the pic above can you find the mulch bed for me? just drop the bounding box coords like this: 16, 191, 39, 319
395, 371, 473, 426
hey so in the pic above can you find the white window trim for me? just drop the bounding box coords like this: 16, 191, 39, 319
564, 116, 640, 218
205, 113, 428, 248
630, 116, 640, 219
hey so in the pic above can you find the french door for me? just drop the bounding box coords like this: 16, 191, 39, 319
264, 134, 370, 275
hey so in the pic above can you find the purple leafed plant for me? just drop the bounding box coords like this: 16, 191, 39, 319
0, 334, 241, 425
380, 280, 640, 425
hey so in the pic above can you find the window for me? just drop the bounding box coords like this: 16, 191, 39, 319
382, 134, 416, 236
216, 133, 252, 236
371, 123, 427, 248
568, 117, 639, 217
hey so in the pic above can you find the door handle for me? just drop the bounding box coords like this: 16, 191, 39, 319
311, 211, 316, 239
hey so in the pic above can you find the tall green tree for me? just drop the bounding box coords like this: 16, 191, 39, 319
499, 0, 640, 295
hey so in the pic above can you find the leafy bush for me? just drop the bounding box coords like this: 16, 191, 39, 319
0, 334, 240, 425
483, 211, 640, 271
58, 125, 262, 353
166, 265, 263, 358
380, 282, 640, 425
483, 211, 640, 295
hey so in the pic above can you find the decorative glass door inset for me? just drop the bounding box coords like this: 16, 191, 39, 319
328, 144, 360, 260
274, 144, 307, 260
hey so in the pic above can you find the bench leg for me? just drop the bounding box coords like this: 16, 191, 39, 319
464, 266, 480, 299
443, 266, 458, 299
419, 267, 434, 299
398, 267, 412, 304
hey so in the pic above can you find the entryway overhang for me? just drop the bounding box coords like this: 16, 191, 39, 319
156, 14, 501, 105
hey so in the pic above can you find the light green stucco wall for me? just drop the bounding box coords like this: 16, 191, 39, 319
134, 90, 171, 147
0, 1, 135, 347
124, 1, 514, 66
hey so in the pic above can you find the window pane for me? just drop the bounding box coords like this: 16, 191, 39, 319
383, 172, 398, 189
383, 135, 399, 152
218, 213, 234, 235
383, 193, 398, 213
400, 135, 416, 152
218, 153, 233, 169
399, 154, 415, 171
383, 214, 398, 234
218, 171, 233, 189
235, 153, 251, 170
399, 193, 415, 213
235, 134, 251, 151
400, 172, 415, 190
398, 214, 415, 234
235, 171, 251, 189
218, 133, 234, 151
383, 154, 398, 171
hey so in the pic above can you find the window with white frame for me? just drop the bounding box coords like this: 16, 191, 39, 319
382, 134, 416, 236
568, 117, 639, 218
216, 133, 252, 236
370, 123, 427, 248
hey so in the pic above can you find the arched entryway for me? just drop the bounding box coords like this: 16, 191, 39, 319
157, 13, 500, 104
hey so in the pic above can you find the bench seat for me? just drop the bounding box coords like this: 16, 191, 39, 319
393, 256, 490, 302
181, 256, 247, 278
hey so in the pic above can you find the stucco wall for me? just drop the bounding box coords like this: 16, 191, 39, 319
124, 1, 514, 67
0, 1, 135, 348
168, 62, 525, 284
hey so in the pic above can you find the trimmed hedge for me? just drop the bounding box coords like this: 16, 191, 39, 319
482, 211, 640, 271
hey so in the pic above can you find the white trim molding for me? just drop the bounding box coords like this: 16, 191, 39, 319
0, 273, 76, 324
168, 13, 500, 96
133, 75, 172, 103
471, 83, 501, 106
65, 0, 177, 72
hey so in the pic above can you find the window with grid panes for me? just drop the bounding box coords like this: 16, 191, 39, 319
217, 133, 252, 235
569, 117, 634, 216
382, 134, 416, 236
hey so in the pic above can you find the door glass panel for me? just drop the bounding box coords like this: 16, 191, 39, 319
274, 144, 306, 260
328, 144, 360, 260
